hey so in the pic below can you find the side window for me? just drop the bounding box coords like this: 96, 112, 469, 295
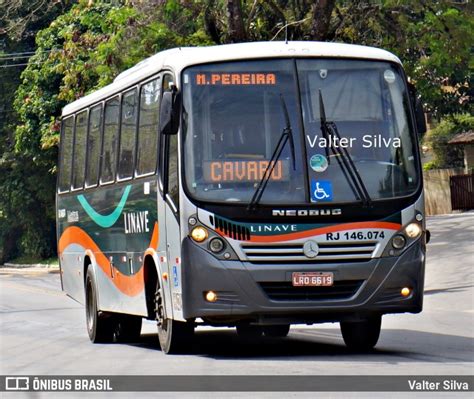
101, 97, 120, 184
118, 89, 138, 180
137, 78, 160, 176
85, 104, 102, 187
58, 117, 74, 192
163, 74, 179, 209
72, 110, 87, 189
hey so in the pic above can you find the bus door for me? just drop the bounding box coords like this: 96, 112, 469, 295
160, 73, 183, 321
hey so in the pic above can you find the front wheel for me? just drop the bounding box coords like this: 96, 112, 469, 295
340, 315, 382, 351
85, 268, 114, 343
155, 282, 194, 354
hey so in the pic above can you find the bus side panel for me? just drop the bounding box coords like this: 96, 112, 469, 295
57, 194, 85, 303
57, 178, 159, 316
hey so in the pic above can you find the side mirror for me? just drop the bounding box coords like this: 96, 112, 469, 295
415, 97, 427, 136
407, 82, 427, 136
160, 90, 180, 135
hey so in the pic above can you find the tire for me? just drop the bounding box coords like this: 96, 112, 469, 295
263, 324, 290, 338
340, 315, 382, 351
236, 324, 263, 339
155, 281, 194, 354
85, 268, 115, 343
112, 315, 142, 343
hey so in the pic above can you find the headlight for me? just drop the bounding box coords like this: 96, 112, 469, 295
209, 237, 225, 253
392, 234, 406, 249
405, 223, 422, 238
190, 226, 208, 242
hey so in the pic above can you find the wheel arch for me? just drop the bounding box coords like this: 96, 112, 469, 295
83, 250, 100, 307
143, 250, 173, 320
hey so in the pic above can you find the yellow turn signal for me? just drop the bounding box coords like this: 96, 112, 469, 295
191, 226, 208, 242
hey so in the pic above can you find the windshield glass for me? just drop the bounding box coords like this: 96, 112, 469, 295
182, 60, 307, 204
182, 59, 419, 205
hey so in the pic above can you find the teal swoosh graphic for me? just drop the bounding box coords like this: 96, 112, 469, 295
77, 185, 131, 228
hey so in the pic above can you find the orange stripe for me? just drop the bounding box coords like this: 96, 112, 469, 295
149, 221, 159, 249
238, 221, 400, 243
58, 222, 159, 296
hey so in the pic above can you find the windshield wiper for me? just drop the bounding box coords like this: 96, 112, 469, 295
247, 94, 296, 210
319, 90, 372, 207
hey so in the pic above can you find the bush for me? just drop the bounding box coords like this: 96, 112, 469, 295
425, 114, 474, 169
423, 161, 439, 171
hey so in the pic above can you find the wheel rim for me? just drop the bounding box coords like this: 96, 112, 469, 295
155, 286, 167, 330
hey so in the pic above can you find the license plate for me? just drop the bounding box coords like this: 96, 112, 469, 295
292, 272, 334, 287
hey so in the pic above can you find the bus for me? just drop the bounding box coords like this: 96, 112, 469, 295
57, 41, 428, 354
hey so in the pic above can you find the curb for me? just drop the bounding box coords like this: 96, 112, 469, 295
0, 264, 60, 274
3, 262, 59, 268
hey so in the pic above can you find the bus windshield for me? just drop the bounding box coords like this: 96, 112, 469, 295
182, 59, 419, 205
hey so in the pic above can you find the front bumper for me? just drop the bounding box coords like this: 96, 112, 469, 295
181, 237, 425, 324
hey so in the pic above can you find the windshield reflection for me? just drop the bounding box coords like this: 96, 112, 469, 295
182, 59, 419, 205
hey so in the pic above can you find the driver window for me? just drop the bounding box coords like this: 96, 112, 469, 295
163, 74, 179, 210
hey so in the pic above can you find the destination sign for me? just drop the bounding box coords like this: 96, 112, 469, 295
195, 73, 277, 86
202, 160, 289, 183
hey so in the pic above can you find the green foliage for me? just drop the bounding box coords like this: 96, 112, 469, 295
14, 1, 212, 156
426, 114, 474, 169
423, 160, 438, 171
2, 0, 211, 261
0, 1, 75, 263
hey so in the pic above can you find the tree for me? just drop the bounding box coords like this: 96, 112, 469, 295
226, 0, 247, 42
329, 1, 473, 117
1, 0, 473, 261
426, 114, 474, 169
0, 0, 75, 262
310, 0, 336, 40
2, 0, 212, 261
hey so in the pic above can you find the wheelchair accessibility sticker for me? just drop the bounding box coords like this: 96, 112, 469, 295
172, 265, 179, 287
311, 180, 333, 202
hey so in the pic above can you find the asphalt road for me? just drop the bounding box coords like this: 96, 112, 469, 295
1, 213, 473, 397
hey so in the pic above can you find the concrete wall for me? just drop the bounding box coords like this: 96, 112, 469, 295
464, 145, 474, 172
423, 168, 465, 215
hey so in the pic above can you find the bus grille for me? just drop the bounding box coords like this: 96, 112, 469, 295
259, 280, 364, 301
241, 242, 377, 263
210, 216, 251, 241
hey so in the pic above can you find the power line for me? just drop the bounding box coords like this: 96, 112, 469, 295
0, 49, 59, 64
0, 49, 53, 57
0, 62, 42, 68
0, 54, 38, 61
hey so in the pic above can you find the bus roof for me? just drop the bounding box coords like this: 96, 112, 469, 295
62, 41, 402, 116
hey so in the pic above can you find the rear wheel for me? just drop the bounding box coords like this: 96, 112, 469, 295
85, 268, 114, 343
155, 281, 194, 354
236, 324, 263, 338
263, 324, 290, 337
340, 315, 382, 351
